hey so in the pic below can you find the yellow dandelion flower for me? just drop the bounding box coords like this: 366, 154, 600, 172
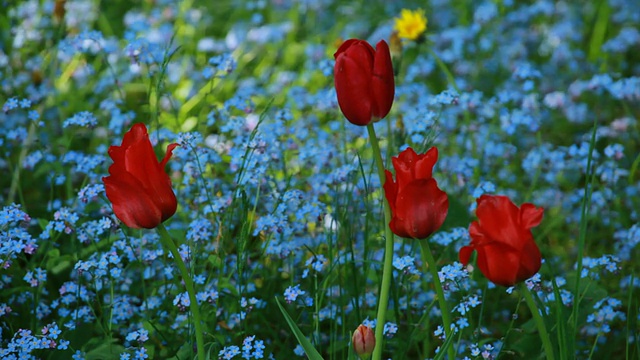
394, 9, 428, 41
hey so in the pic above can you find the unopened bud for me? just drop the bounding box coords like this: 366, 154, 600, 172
54, 0, 66, 22
352, 325, 375, 359
389, 31, 402, 77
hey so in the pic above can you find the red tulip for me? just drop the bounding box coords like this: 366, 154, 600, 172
334, 39, 395, 126
352, 325, 375, 358
459, 195, 544, 286
103, 123, 178, 229
383, 147, 448, 239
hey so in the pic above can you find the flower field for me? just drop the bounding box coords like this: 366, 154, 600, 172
1, 0, 639, 359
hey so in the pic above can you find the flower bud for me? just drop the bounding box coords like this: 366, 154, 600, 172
334, 39, 395, 126
352, 325, 375, 359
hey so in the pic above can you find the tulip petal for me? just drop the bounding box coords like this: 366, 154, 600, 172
391, 178, 448, 239
395, 146, 419, 162
334, 39, 360, 59
392, 147, 418, 190
348, 41, 375, 76
468, 220, 487, 244
459, 245, 474, 265
516, 238, 542, 281
103, 173, 162, 229
371, 40, 395, 119
520, 203, 544, 230
123, 132, 160, 184
122, 136, 177, 220
475, 195, 524, 249
475, 242, 520, 286
121, 123, 148, 148
414, 147, 438, 180
108, 123, 148, 164
161, 143, 179, 168
334, 54, 374, 125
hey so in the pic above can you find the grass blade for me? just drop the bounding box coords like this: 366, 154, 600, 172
276, 297, 324, 360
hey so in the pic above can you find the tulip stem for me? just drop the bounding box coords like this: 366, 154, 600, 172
419, 239, 455, 360
157, 224, 206, 360
519, 283, 555, 360
366, 123, 394, 360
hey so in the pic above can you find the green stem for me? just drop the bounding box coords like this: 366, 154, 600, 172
8, 120, 36, 206
495, 290, 522, 359
427, 48, 459, 93
519, 283, 555, 360
571, 117, 598, 348
427, 46, 473, 138
157, 224, 206, 360
367, 123, 394, 360
419, 240, 455, 360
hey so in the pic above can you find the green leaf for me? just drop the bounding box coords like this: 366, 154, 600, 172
207, 254, 223, 268
84, 338, 126, 360
167, 341, 196, 360
275, 297, 324, 360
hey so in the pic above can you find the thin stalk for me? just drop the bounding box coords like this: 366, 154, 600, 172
587, 332, 601, 360
427, 48, 459, 93
419, 239, 455, 360
157, 224, 206, 360
367, 123, 394, 360
571, 117, 598, 346
8, 120, 36, 206
625, 275, 635, 360
496, 293, 522, 359
519, 283, 555, 360
551, 278, 568, 360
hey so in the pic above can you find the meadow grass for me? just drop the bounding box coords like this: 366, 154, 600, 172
1, 0, 639, 359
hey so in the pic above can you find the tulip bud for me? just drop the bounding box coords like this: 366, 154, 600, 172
54, 0, 67, 22
389, 31, 403, 77
333, 39, 395, 126
352, 325, 375, 359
